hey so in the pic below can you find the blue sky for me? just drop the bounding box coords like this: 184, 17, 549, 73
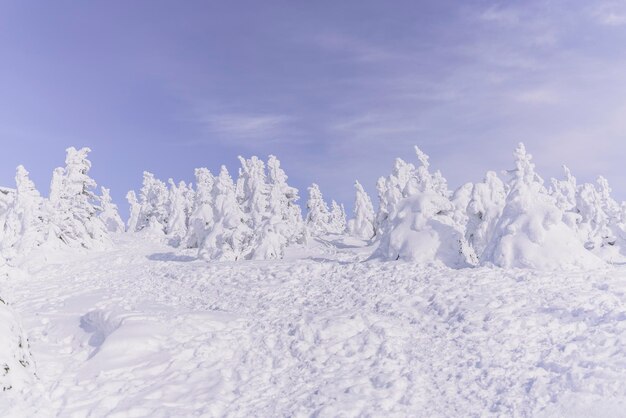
2, 1, 626, 217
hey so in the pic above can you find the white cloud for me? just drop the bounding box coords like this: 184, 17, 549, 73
593, 3, 626, 26
193, 112, 295, 146
514, 88, 559, 104
479, 5, 520, 25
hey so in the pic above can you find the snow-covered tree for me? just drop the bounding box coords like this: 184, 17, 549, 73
374, 146, 477, 267
465, 172, 506, 260
305, 183, 331, 235
199, 166, 251, 261
165, 179, 189, 245
48, 147, 109, 249
136, 172, 168, 233
450, 182, 473, 230
1, 166, 53, 259
482, 143, 603, 269
126, 190, 140, 233
266, 155, 304, 244
98, 187, 124, 233
347, 180, 375, 240
184, 168, 215, 248
328, 200, 347, 234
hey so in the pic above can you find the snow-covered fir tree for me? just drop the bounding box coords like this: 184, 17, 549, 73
184, 168, 215, 248
126, 190, 141, 233
305, 183, 331, 235
482, 143, 602, 269
1, 166, 52, 259
266, 155, 305, 244
199, 166, 251, 261
98, 187, 124, 233
165, 179, 189, 245
450, 182, 473, 230
136, 172, 169, 233
47, 147, 109, 249
347, 180, 375, 240
374, 146, 477, 267
328, 200, 347, 234
465, 171, 506, 261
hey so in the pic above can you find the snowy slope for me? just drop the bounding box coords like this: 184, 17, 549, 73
2, 234, 626, 417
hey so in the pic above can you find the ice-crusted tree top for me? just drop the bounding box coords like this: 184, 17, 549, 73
194, 167, 214, 205
15, 166, 39, 199
512, 143, 543, 189
414, 146, 430, 170
64, 147, 96, 198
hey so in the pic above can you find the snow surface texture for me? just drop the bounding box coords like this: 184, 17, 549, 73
2, 234, 626, 417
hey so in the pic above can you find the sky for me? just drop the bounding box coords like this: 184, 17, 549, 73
2, 0, 626, 218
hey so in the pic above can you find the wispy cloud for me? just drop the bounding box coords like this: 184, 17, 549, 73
479, 5, 521, 26
202, 113, 290, 139
514, 88, 559, 104
592, 3, 626, 26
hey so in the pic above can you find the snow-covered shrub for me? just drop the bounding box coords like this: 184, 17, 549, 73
347, 180, 375, 240
98, 187, 124, 233
482, 144, 603, 270
465, 172, 507, 260
0, 295, 36, 393
374, 146, 477, 267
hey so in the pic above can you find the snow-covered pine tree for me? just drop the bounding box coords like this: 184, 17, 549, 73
267, 155, 304, 238
1, 166, 52, 259
482, 143, 602, 269
199, 166, 251, 261
549, 165, 581, 232
305, 183, 331, 235
573, 176, 626, 261
347, 180, 375, 240
374, 146, 476, 267
165, 179, 189, 245
465, 171, 506, 261
237, 156, 284, 259
184, 168, 215, 248
98, 187, 124, 233
47, 147, 109, 249
126, 190, 141, 232
0, 188, 15, 246
450, 182, 473, 230
238, 156, 269, 231
266, 155, 305, 244
328, 200, 347, 234
137, 172, 168, 233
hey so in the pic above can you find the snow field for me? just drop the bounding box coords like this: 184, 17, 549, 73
3, 234, 626, 416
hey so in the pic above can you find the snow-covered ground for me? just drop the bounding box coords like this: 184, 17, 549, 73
3, 234, 626, 417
